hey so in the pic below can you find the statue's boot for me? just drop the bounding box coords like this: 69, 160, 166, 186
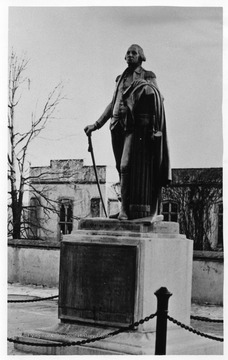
109, 212, 119, 219
118, 172, 129, 220
109, 196, 121, 219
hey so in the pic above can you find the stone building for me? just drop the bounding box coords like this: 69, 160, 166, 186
28, 159, 119, 241
28, 161, 223, 250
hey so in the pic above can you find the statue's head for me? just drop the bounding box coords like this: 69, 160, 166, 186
124, 44, 146, 65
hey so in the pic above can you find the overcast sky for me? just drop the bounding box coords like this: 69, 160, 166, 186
7, 4, 223, 181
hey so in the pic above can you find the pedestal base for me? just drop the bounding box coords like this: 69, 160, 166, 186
60, 219, 192, 331
15, 322, 223, 355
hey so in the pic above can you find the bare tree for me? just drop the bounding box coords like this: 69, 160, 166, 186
8, 50, 65, 239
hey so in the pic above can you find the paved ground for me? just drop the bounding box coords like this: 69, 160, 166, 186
7, 283, 223, 356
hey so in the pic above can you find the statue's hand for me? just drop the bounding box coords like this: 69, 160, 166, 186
84, 124, 97, 136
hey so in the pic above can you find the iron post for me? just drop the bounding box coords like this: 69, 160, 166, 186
154, 287, 172, 355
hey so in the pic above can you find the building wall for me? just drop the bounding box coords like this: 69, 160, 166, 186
8, 240, 223, 305
29, 159, 107, 241
32, 182, 106, 241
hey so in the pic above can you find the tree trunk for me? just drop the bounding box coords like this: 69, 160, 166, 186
11, 193, 22, 239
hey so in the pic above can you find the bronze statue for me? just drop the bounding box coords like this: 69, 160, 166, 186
84, 44, 171, 221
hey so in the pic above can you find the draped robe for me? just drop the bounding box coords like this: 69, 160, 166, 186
123, 80, 171, 219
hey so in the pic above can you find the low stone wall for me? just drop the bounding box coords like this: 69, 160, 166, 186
8, 240, 60, 287
8, 240, 223, 304
192, 251, 223, 305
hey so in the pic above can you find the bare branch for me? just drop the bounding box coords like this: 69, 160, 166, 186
8, 50, 65, 239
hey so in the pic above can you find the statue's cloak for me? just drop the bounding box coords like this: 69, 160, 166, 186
123, 80, 171, 218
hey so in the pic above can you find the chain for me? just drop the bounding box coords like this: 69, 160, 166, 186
8, 311, 224, 349
167, 315, 223, 342
7, 312, 157, 348
8, 295, 59, 303
8, 298, 223, 325
190, 315, 223, 323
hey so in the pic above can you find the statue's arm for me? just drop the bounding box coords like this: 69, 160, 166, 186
84, 102, 112, 136
94, 102, 113, 129
84, 75, 119, 136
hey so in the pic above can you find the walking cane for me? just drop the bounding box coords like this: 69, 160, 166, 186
87, 134, 108, 218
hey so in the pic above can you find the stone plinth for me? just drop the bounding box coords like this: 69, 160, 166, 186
77, 216, 180, 234
58, 218, 192, 332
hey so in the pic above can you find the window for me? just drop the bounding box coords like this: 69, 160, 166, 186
29, 197, 40, 238
59, 199, 73, 235
162, 201, 178, 222
91, 198, 100, 217
217, 203, 223, 247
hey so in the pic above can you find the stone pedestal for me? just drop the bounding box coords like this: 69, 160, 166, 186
14, 218, 223, 355
59, 218, 192, 332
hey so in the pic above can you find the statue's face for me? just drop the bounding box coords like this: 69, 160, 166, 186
125, 46, 141, 66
